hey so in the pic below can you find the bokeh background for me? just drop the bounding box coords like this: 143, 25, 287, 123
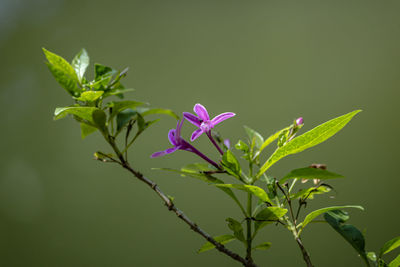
1, 1, 399, 266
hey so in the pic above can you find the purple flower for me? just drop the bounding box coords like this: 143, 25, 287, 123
151, 120, 189, 158
151, 118, 220, 169
183, 104, 235, 142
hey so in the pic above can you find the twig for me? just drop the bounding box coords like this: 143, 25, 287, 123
276, 181, 313, 267
104, 133, 258, 267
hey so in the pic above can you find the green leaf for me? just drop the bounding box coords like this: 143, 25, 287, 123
244, 126, 264, 149
198, 234, 236, 253
380, 237, 400, 257
252, 207, 287, 236
43, 48, 80, 96
226, 218, 245, 243
257, 110, 361, 178
367, 252, 377, 262
92, 109, 107, 129
389, 254, 400, 267
280, 167, 343, 184
221, 150, 242, 180
107, 101, 146, 121
290, 185, 331, 200
324, 210, 368, 264
235, 140, 249, 152
54, 106, 101, 125
181, 163, 217, 173
154, 167, 218, 183
259, 126, 291, 153
140, 108, 179, 120
71, 48, 89, 83
158, 164, 246, 215
299, 205, 364, 233
253, 242, 272, 251
254, 207, 288, 221
80, 123, 97, 139
214, 184, 272, 204
94, 63, 115, 80
103, 88, 135, 98
76, 91, 104, 102
116, 108, 137, 131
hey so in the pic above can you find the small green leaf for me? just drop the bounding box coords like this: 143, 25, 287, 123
226, 218, 245, 243
108, 101, 146, 121
299, 205, 364, 232
103, 88, 135, 98
43, 48, 80, 96
94, 151, 116, 162
253, 206, 287, 234
253, 242, 272, 251
254, 207, 288, 221
235, 140, 249, 152
116, 108, 137, 131
259, 126, 291, 153
367, 252, 377, 262
324, 210, 368, 264
290, 185, 331, 200
277, 129, 290, 147
92, 109, 107, 129
54, 106, 101, 125
257, 110, 361, 178
94, 63, 115, 80
136, 113, 147, 131
76, 91, 104, 102
140, 108, 179, 120
80, 123, 97, 139
280, 167, 343, 184
214, 184, 272, 204
389, 254, 400, 267
221, 150, 242, 180
181, 163, 217, 173
244, 126, 264, 149
198, 235, 236, 253
154, 168, 217, 183
71, 48, 89, 83
380, 237, 400, 257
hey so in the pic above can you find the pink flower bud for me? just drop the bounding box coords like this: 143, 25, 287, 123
296, 117, 304, 126
224, 139, 231, 149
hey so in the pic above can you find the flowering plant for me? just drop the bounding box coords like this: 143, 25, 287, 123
44, 48, 400, 267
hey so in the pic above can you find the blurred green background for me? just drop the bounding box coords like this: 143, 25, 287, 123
1, 0, 399, 266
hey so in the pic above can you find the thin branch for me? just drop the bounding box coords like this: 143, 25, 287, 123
123, 163, 257, 266
104, 133, 258, 267
276, 181, 313, 267
295, 237, 314, 267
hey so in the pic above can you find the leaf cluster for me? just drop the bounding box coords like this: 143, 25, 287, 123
43, 48, 178, 152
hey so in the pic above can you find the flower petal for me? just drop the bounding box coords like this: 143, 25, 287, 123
211, 112, 235, 126
194, 103, 209, 121
183, 112, 201, 126
175, 119, 184, 143
190, 129, 204, 141
165, 147, 178, 154
168, 129, 177, 146
151, 151, 166, 158
151, 146, 179, 158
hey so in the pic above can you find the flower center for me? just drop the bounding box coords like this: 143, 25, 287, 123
200, 121, 213, 132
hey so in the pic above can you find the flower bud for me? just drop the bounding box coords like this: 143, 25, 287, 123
224, 139, 231, 149
296, 117, 304, 126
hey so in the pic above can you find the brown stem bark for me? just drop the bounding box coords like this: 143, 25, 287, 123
295, 237, 314, 267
